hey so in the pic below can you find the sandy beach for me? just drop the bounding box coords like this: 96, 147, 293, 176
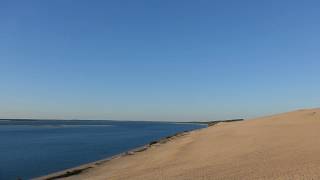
37, 108, 320, 180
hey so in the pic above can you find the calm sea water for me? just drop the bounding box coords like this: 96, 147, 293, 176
0, 120, 205, 180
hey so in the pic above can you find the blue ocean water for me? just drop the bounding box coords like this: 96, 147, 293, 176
0, 120, 205, 180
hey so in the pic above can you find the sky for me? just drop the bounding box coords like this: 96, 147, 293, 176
0, 0, 320, 121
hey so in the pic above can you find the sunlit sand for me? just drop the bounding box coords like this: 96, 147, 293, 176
39, 108, 320, 180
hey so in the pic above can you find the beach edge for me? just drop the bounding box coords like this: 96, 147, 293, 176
33, 119, 243, 180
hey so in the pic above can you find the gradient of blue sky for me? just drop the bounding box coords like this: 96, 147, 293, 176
0, 0, 319, 121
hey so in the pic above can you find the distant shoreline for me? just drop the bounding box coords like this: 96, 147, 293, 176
0, 118, 244, 123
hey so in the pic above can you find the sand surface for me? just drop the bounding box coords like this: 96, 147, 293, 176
45, 108, 320, 180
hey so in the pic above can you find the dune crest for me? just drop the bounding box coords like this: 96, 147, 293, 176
47, 108, 320, 180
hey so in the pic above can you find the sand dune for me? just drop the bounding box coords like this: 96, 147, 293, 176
52, 108, 320, 180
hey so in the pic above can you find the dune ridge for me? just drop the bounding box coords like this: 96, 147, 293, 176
40, 108, 320, 180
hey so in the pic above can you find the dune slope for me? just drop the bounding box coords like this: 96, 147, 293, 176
60, 108, 320, 180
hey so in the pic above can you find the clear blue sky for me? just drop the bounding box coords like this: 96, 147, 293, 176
1, 0, 319, 121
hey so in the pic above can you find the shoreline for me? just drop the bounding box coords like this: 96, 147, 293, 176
33, 119, 244, 180
32, 123, 202, 180
34, 131, 192, 180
